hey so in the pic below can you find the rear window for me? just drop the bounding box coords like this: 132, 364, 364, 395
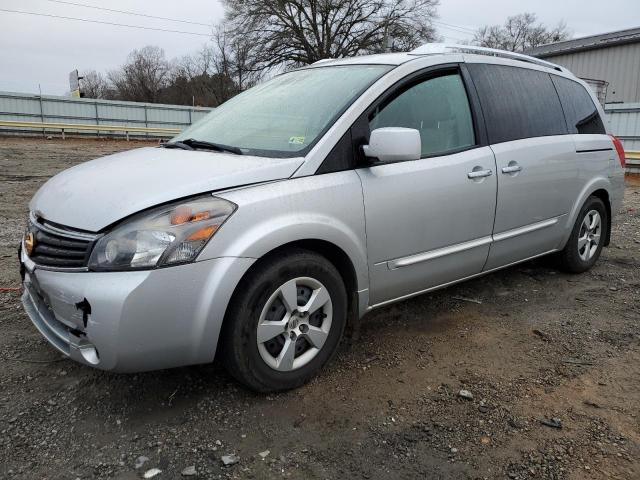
467, 64, 567, 144
551, 76, 606, 135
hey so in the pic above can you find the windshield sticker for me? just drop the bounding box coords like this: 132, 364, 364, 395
288, 136, 305, 145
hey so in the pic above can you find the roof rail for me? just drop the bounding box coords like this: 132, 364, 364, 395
410, 43, 565, 72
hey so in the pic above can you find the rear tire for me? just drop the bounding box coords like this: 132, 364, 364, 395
220, 248, 347, 392
556, 196, 607, 273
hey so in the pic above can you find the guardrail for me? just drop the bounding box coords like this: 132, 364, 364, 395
0, 90, 211, 134
627, 150, 640, 174
0, 120, 181, 140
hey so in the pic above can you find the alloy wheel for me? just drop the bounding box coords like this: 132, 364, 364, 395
577, 209, 601, 261
256, 277, 333, 371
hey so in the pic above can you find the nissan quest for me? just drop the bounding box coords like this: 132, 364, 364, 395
19, 44, 625, 392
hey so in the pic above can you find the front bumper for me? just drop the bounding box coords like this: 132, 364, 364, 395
20, 248, 254, 372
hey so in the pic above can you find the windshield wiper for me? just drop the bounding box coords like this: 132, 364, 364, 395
163, 138, 243, 155
162, 141, 194, 150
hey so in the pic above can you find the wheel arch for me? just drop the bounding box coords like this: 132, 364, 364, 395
215, 239, 364, 358
249, 239, 360, 302
590, 188, 611, 246
561, 178, 613, 248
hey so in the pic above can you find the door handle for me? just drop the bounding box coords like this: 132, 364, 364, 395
501, 164, 522, 174
467, 169, 493, 179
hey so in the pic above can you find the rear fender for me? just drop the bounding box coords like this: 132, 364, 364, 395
559, 176, 612, 249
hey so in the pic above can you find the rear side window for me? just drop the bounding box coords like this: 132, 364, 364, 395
467, 64, 567, 144
551, 76, 606, 134
369, 73, 475, 157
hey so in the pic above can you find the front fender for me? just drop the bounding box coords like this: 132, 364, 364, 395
198, 172, 370, 293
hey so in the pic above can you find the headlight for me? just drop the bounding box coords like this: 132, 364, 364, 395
89, 196, 236, 271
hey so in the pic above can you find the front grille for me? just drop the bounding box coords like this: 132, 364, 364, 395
27, 218, 97, 269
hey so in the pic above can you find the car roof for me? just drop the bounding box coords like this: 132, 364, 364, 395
311, 53, 416, 66
308, 43, 569, 75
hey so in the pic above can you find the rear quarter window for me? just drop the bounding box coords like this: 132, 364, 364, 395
467, 63, 567, 144
551, 75, 606, 135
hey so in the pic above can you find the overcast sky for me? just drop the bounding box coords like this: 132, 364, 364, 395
0, 0, 638, 95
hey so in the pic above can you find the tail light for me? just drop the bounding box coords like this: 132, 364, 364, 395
609, 134, 626, 168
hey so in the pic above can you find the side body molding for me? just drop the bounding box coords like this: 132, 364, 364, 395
492, 217, 561, 242
387, 236, 493, 270
385, 216, 563, 271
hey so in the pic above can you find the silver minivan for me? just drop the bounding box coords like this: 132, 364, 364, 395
20, 44, 625, 391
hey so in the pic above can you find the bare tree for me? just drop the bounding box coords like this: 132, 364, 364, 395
210, 26, 263, 96
163, 30, 262, 107
223, 0, 439, 72
108, 46, 171, 102
85, 40, 254, 107
81, 1, 442, 106
165, 46, 236, 106
473, 13, 570, 52
79, 70, 108, 99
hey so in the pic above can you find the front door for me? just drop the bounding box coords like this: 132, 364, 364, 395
356, 71, 497, 306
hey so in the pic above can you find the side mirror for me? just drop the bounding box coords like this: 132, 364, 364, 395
362, 127, 421, 163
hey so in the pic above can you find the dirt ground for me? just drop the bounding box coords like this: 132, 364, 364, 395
1, 137, 639, 480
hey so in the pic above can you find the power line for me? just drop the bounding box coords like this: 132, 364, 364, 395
4, 6, 477, 43
45, 0, 476, 35
436, 25, 475, 37
0, 8, 212, 36
442, 36, 468, 43
432, 20, 476, 34
43, 0, 212, 28
433, 20, 476, 33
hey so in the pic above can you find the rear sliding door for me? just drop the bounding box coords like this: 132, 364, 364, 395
466, 61, 579, 270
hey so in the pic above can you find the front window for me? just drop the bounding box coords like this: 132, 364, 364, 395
173, 65, 393, 158
369, 73, 476, 157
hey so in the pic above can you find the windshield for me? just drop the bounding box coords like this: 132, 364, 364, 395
172, 65, 393, 158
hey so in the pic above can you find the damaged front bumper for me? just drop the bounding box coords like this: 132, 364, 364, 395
22, 274, 99, 366
19, 247, 254, 372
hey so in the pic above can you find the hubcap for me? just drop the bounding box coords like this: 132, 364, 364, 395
256, 277, 333, 371
577, 209, 601, 261
288, 317, 299, 330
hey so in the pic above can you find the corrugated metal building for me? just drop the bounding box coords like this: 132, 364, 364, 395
606, 103, 640, 152
525, 27, 640, 104
526, 28, 640, 168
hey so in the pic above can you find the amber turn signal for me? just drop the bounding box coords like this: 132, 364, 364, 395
170, 206, 192, 225
186, 224, 218, 241
170, 206, 212, 225
190, 211, 211, 222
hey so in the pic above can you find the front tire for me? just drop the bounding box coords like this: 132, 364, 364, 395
556, 196, 607, 273
220, 248, 347, 392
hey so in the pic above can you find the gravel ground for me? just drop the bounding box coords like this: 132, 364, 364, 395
1, 137, 639, 480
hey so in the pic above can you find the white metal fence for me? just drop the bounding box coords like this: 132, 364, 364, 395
0, 91, 213, 138
605, 103, 640, 151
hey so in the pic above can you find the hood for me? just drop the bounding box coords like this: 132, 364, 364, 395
31, 147, 303, 232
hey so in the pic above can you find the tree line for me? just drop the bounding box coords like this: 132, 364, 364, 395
79, 2, 570, 107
